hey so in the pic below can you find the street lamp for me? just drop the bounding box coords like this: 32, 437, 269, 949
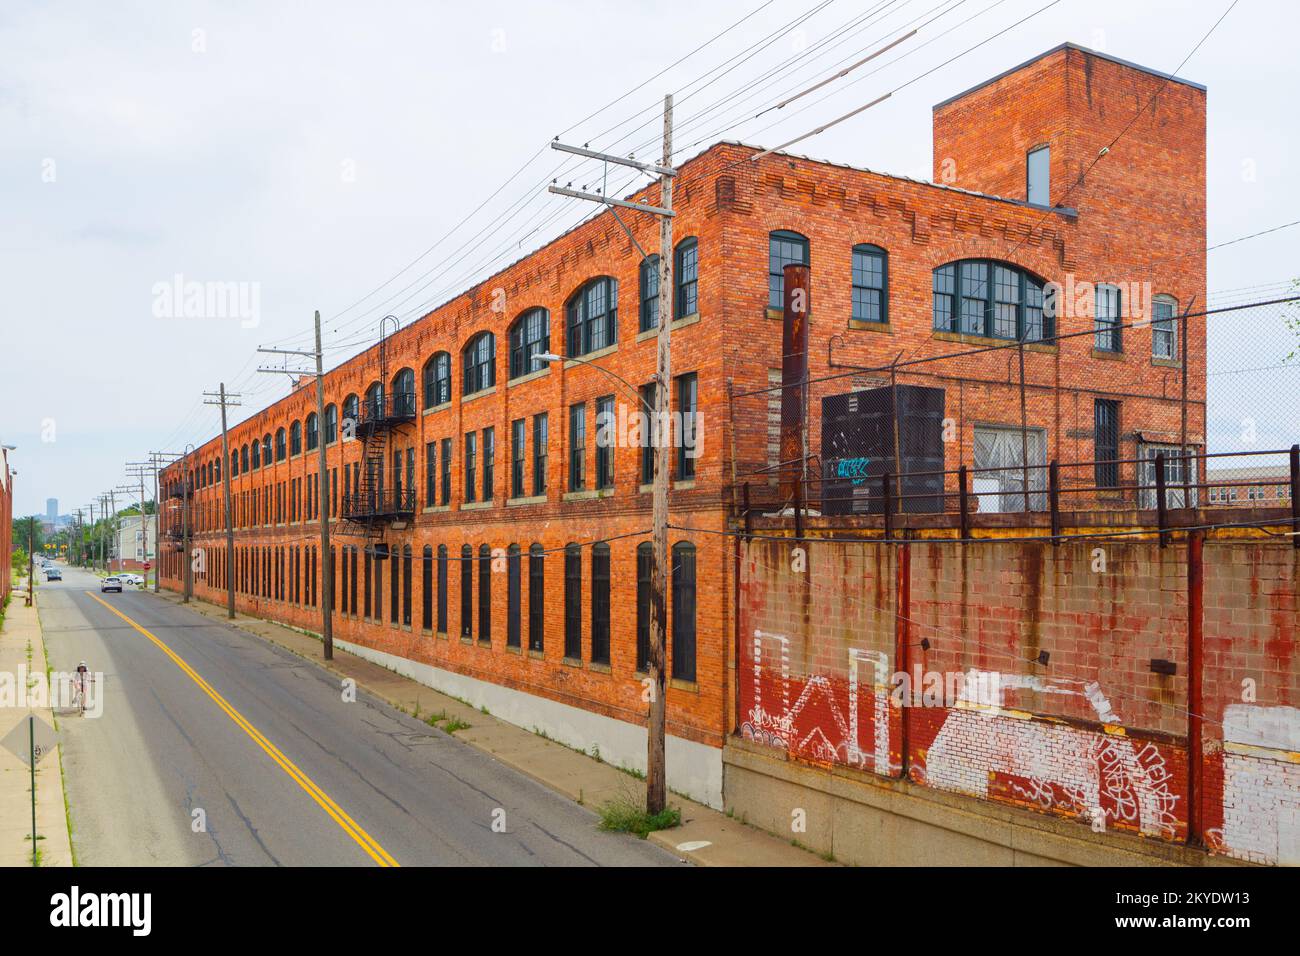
532, 348, 673, 813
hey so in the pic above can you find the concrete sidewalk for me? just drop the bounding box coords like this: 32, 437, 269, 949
0, 586, 74, 867
155, 590, 833, 867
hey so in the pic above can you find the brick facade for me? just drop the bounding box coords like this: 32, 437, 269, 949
160, 44, 1210, 803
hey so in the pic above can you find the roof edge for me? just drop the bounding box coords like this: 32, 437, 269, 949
932, 42, 1207, 111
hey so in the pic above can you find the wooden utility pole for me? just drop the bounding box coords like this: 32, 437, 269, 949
205, 385, 242, 618
548, 96, 676, 813
257, 311, 334, 659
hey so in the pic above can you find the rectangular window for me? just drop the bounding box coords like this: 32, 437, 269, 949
1095, 399, 1120, 489
482, 426, 494, 503
591, 545, 611, 665
464, 432, 478, 503
1153, 297, 1177, 360
528, 546, 544, 653
972, 424, 1048, 513
406, 447, 415, 508
1138, 443, 1199, 510
564, 545, 581, 660
1027, 145, 1050, 206
568, 403, 586, 491
533, 413, 548, 496
478, 547, 491, 644
768, 232, 808, 310
425, 441, 437, 508
595, 396, 615, 490
511, 418, 526, 499
390, 546, 399, 624
677, 373, 698, 481
1095, 284, 1122, 352
851, 245, 886, 323
440, 438, 452, 506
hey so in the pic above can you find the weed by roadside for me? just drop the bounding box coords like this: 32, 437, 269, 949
596, 793, 681, 839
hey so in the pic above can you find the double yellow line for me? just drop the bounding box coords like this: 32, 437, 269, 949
88, 593, 398, 867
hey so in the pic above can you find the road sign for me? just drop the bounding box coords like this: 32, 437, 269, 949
143, 562, 152, 570
1, 714, 57, 768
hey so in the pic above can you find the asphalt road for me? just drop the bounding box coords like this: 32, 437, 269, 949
37, 564, 680, 867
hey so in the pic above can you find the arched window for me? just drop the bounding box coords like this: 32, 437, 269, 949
590, 542, 611, 665
290, 421, 302, 456
275, 428, 287, 461
508, 308, 550, 379
478, 544, 492, 643
636, 541, 653, 672
460, 544, 473, 639
392, 368, 415, 417
213, 457, 221, 483
852, 244, 888, 324
262, 434, 272, 464
769, 230, 808, 309
528, 543, 544, 653
323, 404, 337, 444
251, 440, 260, 469
423, 352, 451, 408
241, 444, 249, 472
564, 543, 582, 659
306, 412, 319, 451
506, 544, 521, 648
1152, 294, 1178, 360
675, 237, 698, 319
671, 541, 697, 681
639, 255, 660, 332
566, 277, 618, 358
932, 259, 1049, 343
230, 451, 238, 477
364, 381, 383, 421
463, 332, 495, 395
437, 545, 448, 633
341, 394, 358, 437
421, 545, 433, 631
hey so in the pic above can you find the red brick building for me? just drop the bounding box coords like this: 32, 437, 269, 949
160, 44, 1207, 805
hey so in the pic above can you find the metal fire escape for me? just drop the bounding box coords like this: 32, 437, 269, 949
342, 316, 417, 542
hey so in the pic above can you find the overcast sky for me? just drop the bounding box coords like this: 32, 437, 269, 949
2, 0, 1296, 518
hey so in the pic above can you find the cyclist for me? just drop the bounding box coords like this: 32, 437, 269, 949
73, 661, 91, 715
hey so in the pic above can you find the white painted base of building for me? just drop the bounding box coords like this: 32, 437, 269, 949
335, 637, 724, 809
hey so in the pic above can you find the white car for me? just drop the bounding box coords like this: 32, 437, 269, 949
118, 573, 145, 586
101, 576, 123, 593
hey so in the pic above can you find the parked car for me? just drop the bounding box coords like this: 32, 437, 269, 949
117, 573, 144, 586
101, 576, 123, 593
45, 567, 62, 581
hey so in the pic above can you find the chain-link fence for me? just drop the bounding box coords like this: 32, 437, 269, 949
733, 295, 1300, 533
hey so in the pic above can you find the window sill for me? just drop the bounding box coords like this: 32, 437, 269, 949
848, 318, 891, 333
477, 639, 491, 649
460, 635, 473, 645
636, 312, 700, 342
562, 656, 583, 668
460, 501, 493, 511
670, 678, 699, 694
1091, 348, 1125, 361
675, 479, 696, 491
437, 631, 449, 640
505, 645, 521, 655
527, 648, 544, 660
563, 488, 614, 502
507, 366, 550, 388
564, 343, 619, 368
588, 661, 612, 674
507, 494, 547, 507
423, 504, 452, 514
1152, 357, 1180, 369
461, 385, 497, 406
422, 401, 452, 418
932, 330, 1057, 353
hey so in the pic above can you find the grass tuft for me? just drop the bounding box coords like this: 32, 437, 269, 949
596, 795, 681, 839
